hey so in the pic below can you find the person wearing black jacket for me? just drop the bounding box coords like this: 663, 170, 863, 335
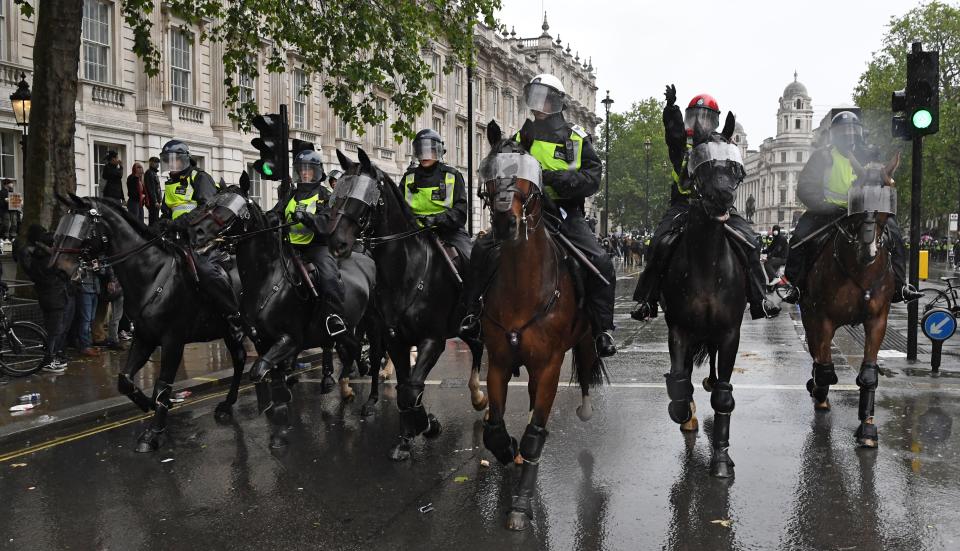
17, 224, 72, 372
101, 151, 125, 202
461, 73, 616, 357
145, 157, 163, 224
763, 225, 789, 282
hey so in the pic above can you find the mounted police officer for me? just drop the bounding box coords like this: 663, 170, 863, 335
327, 169, 343, 189
461, 73, 617, 357
401, 129, 472, 266
160, 139, 247, 342
631, 85, 780, 321
270, 149, 347, 336
763, 225, 789, 283
781, 111, 922, 304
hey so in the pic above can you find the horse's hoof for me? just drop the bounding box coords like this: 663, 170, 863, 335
319, 375, 336, 394
214, 402, 233, 422
710, 449, 735, 478
680, 402, 698, 432
576, 404, 593, 422
269, 433, 289, 449
423, 414, 442, 438
506, 510, 530, 531
471, 392, 488, 412
388, 437, 412, 461
135, 430, 162, 453
855, 422, 879, 449
340, 381, 355, 402
702, 377, 715, 392
361, 399, 378, 417
814, 400, 831, 411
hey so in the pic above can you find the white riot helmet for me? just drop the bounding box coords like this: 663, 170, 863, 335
523, 74, 566, 115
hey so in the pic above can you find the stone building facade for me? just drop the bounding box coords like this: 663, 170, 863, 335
0, 3, 600, 231
734, 73, 815, 232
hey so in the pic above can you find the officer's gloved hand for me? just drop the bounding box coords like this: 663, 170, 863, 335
417, 216, 436, 228
291, 210, 308, 224
665, 84, 677, 107
264, 211, 282, 227
543, 171, 575, 196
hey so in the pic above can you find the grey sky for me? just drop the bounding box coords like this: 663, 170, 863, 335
496, 0, 921, 147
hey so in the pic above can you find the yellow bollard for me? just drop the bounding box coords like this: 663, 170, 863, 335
919, 250, 929, 280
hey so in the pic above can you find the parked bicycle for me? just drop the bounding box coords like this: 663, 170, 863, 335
921, 276, 960, 317
0, 287, 48, 377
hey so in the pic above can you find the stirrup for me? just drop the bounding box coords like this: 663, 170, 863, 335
325, 314, 347, 337
459, 312, 481, 338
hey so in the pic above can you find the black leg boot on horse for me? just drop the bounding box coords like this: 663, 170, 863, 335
710, 381, 736, 478
390, 382, 441, 461
508, 424, 548, 531
855, 362, 880, 448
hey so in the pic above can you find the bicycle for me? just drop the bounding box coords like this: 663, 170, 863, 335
0, 287, 49, 377
920, 276, 960, 317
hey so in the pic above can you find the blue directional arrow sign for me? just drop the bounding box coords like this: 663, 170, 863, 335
921, 308, 957, 342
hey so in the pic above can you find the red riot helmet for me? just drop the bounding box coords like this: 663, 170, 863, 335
685, 94, 721, 138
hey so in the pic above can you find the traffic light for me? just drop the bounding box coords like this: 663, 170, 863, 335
251, 112, 288, 180
891, 89, 911, 140
906, 42, 939, 136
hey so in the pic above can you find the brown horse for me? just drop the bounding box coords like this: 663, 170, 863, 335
800, 152, 901, 448
478, 121, 605, 531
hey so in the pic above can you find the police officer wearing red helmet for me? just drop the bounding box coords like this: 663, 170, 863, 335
631, 85, 780, 321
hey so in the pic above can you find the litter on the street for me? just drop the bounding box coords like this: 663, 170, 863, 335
9, 403, 36, 412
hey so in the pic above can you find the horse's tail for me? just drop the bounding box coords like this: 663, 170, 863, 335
692, 342, 717, 367
571, 337, 609, 390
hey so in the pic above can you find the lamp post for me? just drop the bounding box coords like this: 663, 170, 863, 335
10, 72, 31, 180
600, 90, 613, 236
643, 137, 652, 231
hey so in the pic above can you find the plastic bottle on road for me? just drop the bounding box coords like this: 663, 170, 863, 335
18, 393, 41, 404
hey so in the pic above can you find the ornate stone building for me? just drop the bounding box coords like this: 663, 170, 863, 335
735, 73, 815, 231
0, 4, 600, 231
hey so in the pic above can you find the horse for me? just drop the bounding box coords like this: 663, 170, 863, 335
659, 117, 751, 478
478, 121, 606, 530
327, 147, 487, 462
51, 194, 247, 452
186, 177, 380, 448
799, 153, 901, 449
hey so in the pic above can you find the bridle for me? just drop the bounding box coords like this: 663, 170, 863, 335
53, 207, 169, 272
331, 174, 431, 249
482, 175, 544, 241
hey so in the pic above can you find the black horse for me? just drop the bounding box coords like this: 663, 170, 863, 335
187, 177, 380, 447
660, 116, 749, 478
328, 148, 487, 461
52, 195, 247, 452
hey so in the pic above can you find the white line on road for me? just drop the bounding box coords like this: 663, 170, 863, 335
299, 379, 874, 392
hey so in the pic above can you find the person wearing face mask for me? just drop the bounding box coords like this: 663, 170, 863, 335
780, 111, 922, 304
763, 225, 789, 284
631, 85, 779, 322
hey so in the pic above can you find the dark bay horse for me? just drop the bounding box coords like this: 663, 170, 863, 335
660, 119, 749, 478
800, 153, 901, 449
327, 148, 487, 461
478, 121, 606, 530
187, 179, 379, 448
52, 195, 246, 452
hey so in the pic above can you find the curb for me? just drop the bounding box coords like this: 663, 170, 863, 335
0, 350, 326, 455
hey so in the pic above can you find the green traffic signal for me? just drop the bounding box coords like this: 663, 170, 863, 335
262, 164, 273, 176
912, 109, 933, 129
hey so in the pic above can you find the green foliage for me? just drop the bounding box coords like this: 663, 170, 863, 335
119, 0, 500, 134
595, 98, 674, 232
853, 0, 960, 227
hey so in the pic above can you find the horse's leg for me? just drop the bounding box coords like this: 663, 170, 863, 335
482, 353, 517, 463
135, 341, 184, 453
506, 352, 563, 531
710, 329, 741, 478
574, 333, 597, 421
855, 313, 887, 448
215, 336, 248, 422
320, 346, 336, 394
118, 335, 157, 412
665, 325, 698, 432
361, 329, 385, 416
391, 338, 445, 461
804, 318, 838, 411
265, 358, 296, 449
387, 340, 414, 461
463, 335, 488, 411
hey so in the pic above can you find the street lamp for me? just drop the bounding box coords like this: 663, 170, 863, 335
9, 72, 31, 179
600, 90, 613, 236
643, 137, 651, 230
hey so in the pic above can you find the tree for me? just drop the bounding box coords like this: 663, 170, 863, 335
595, 98, 673, 233
853, 1, 960, 231
18, 0, 500, 230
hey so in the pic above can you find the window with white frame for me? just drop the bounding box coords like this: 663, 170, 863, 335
506, 94, 515, 129
487, 87, 499, 119
0, 132, 16, 179
455, 66, 464, 102
293, 69, 308, 128
170, 29, 193, 103
455, 125, 464, 164
475, 131, 483, 166
81, 0, 111, 83
375, 98, 387, 147
246, 162, 263, 205
337, 117, 349, 140
475, 77, 483, 110
238, 55, 257, 105
431, 54, 443, 93
0, 2, 6, 61
93, 143, 123, 194
432, 116, 444, 140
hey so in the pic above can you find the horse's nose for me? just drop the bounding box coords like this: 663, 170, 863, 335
332, 240, 349, 258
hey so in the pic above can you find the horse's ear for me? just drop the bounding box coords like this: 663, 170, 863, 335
885, 151, 902, 182
721, 112, 736, 141
357, 147, 372, 171
65, 192, 88, 209
487, 120, 502, 147
239, 171, 251, 196
336, 149, 355, 171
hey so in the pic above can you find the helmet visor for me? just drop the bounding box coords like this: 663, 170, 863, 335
687, 141, 744, 176
54, 213, 92, 240
523, 82, 564, 114
684, 107, 720, 136
478, 153, 543, 189
294, 162, 321, 184
331, 174, 381, 206
831, 124, 862, 148
160, 152, 190, 174
413, 138, 443, 161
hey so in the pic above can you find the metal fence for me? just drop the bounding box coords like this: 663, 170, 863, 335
3, 280, 44, 327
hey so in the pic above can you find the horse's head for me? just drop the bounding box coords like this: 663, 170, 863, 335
328, 147, 385, 258
184, 173, 252, 250
479, 120, 543, 241
687, 112, 744, 222
845, 151, 901, 264
51, 193, 114, 279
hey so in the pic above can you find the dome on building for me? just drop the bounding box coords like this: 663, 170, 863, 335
734, 121, 745, 135
783, 71, 808, 98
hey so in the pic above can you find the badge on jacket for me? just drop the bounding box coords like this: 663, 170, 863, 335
431, 186, 446, 201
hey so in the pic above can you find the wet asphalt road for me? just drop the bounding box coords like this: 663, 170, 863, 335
2, 269, 959, 550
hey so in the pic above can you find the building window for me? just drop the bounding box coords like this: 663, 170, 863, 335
475, 78, 483, 110
238, 55, 257, 105
780, 152, 786, 163
795, 98, 802, 109
375, 98, 387, 147
0, 2, 6, 61
93, 143, 122, 194
431, 54, 443, 93
337, 117, 349, 140
779, 189, 786, 203
488, 87, 499, 119
246, 162, 263, 204
292, 69, 308, 128
455, 125, 464, 164
170, 29, 193, 103
455, 66, 464, 103
0, 132, 16, 179
795, 119, 801, 130
432, 116, 444, 139
81, 0, 111, 83
796, 151, 803, 163
475, 131, 483, 166
506, 95, 515, 129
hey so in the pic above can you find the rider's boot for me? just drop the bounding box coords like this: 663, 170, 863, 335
587, 253, 617, 358
893, 282, 924, 303
630, 232, 678, 321
595, 331, 617, 357
780, 283, 801, 304
459, 238, 498, 338
225, 313, 247, 343
746, 245, 781, 320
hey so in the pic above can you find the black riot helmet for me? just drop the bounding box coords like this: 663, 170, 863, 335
830, 111, 863, 154
293, 149, 324, 184
413, 129, 444, 162
160, 139, 191, 174
327, 169, 343, 186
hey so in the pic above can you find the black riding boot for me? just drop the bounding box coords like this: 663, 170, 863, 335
631, 231, 678, 321
887, 225, 923, 302
459, 235, 499, 337
747, 255, 780, 319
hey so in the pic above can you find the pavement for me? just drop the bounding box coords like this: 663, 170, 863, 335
0, 261, 959, 549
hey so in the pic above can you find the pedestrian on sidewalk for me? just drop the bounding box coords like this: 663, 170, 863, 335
98, 265, 124, 350
77, 263, 101, 357
0, 178, 12, 241
126, 162, 146, 221
16, 224, 71, 372
145, 157, 162, 226
101, 151, 125, 204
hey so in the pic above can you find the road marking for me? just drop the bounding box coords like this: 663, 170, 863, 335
194, 377, 220, 382
303, 379, 865, 391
